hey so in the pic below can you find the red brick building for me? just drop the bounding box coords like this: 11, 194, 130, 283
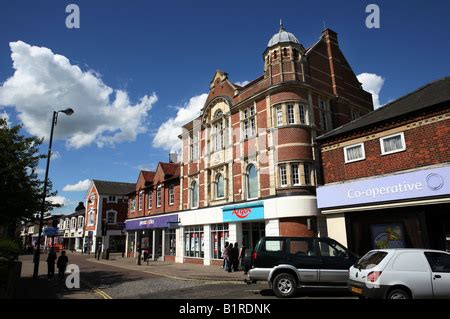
175, 24, 373, 265
84, 180, 134, 254
316, 77, 450, 255
124, 162, 180, 261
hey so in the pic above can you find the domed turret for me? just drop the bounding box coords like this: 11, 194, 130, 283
267, 22, 300, 48
263, 21, 306, 84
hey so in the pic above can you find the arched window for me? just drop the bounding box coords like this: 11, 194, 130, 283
247, 164, 258, 199
216, 173, 224, 199
191, 181, 199, 208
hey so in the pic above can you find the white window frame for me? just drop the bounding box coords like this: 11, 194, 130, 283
148, 190, 152, 209
291, 163, 300, 186
106, 210, 117, 224
287, 104, 295, 124
88, 210, 95, 226
168, 185, 175, 205
107, 195, 117, 203
130, 198, 136, 213
138, 191, 144, 211
242, 106, 256, 139
299, 104, 307, 125
344, 143, 366, 163
215, 173, 225, 199
190, 132, 199, 161
276, 105, 283, 126
303, 163, 311, 185
77, 216, 84, 228
190, 180, 199, 209
380, 132, 406, 155
156, 185, 162, 208
279, 164, 288, 187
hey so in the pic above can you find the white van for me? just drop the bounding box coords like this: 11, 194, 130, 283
348, 249, 450, 299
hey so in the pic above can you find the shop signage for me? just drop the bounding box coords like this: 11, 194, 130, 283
125, 214, 178, 230
222, 201, 264, 222
317, 166, 450, 209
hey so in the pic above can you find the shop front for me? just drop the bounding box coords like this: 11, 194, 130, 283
177, 195, 320, 265
317, 165, 450, 255
125, 214, 178, 262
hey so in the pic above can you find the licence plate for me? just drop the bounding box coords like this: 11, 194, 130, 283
351, 286, 362, 295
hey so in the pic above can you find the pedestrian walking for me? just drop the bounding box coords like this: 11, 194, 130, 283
222, 242, 229, 269
232, 242, 239, 272
225, 243, 233, 272
239, 241, 249, 274
46, 248, 57, 280
57, 250, 69, 281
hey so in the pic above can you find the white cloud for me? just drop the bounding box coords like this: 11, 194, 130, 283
0, 41, 158, 149
152, 93, 208, 152
235, 80, 250, 87
0, 111, 10, 126
62, 179, 91, 192
51, 150, 60, 160
357, 73, 385, 109
47, 195, 67, 206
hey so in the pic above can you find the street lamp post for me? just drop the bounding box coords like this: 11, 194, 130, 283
33, 108, 74, 279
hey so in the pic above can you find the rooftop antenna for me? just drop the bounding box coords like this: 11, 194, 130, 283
323, 21, 326, 30
279, 18, 284, 31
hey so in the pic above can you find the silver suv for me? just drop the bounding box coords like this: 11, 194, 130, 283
247, 236, 358, 298
348, 249, 450, 299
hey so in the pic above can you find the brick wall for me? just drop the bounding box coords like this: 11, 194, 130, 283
321, 113, 450, 183
279, 217, 315, 237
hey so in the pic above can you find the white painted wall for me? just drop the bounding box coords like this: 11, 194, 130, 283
326, 214, 348, 247
265, 219, 280, 236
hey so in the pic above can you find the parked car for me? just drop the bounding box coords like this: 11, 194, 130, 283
246, 236, 358, 298
348, 249, 450, 299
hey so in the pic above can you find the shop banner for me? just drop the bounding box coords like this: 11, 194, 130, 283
222, 201, 264, 222
125, 214, 178, 230
317, 166, 450, 209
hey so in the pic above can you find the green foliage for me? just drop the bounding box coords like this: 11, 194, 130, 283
0, 118, 60, 230
0, 239, 20, 262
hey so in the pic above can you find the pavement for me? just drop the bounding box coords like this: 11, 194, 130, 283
15, 254, 99, 299
86, 256, 247, 282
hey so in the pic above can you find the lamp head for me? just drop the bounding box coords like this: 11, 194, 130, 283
59, 108, 74, 116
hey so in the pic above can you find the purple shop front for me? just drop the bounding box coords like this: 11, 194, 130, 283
125, 214, 178, 230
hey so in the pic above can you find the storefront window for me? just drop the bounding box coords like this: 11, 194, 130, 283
184, 226, 204, 258
211, 223, 229, 259
127, 231, 136, 257
164, 229, 176, 256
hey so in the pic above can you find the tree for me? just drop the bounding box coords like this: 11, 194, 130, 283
0, 119, 60, 238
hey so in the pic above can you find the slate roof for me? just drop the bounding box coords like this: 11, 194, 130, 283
92, 180, 135, 195
317, 76, 450, 142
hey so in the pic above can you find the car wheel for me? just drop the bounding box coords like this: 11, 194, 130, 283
387, 289, 410, 300
273, 273, 297, 298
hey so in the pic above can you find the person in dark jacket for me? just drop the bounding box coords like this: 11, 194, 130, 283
57, 250, 69, 280
46, 248, 57, 279
224, 243, 233, 272
232, 242, 239, 272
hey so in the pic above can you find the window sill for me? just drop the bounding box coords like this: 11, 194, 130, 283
381, 148, 406, 156
344, 158, 366, 164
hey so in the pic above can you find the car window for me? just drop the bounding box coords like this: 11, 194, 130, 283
425, 252, 450, 273
319, 241, 347, 257
290, 239, 315, 256
354, 251, 388, 269
262, 239, 285, 253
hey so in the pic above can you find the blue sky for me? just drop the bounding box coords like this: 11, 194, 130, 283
1, 0, 449, 214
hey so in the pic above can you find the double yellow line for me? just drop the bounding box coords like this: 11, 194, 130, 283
81, 280, 113, 299
92, 287, 112, 300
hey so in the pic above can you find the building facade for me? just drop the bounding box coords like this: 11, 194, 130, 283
59, 202, 85, 252
174, 25, 373, 265
316, 77, 450, 255
124, 162, 180, 261
83, 180, 134, 254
